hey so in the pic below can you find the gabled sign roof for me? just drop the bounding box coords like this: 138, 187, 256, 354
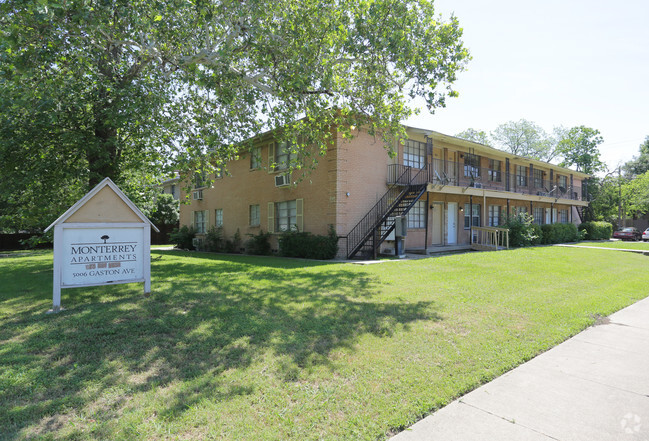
45, 177, 160, 232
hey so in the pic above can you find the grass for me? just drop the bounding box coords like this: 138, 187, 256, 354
1, 247, 648, 440
575, 240, 649, 251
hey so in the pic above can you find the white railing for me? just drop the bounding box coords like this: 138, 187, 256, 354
471, 227, 510, 251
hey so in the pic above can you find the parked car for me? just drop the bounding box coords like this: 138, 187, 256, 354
613, 227, 642, 241
643, 228, 649, 242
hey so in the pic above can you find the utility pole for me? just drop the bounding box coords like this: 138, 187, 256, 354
618, 167, 622, 229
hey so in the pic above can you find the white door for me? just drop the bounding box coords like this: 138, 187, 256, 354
552, 208, 558, 224
545, 208, 551, 225
447, 202, 458, 244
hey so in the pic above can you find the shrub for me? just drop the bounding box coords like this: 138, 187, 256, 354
222, 230, 241, 253
578, 221, 613, 240
278, 225, 338, 259
204, 226, 223, 252
530, 223, 543, 245
540, 223, 579, 244
170, 225, 195, 250
245, 230, 272, 255
502, 213, 539, 247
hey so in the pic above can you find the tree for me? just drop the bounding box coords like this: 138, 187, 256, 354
555, 126, 605, 175
623, 136, 649, 177
0, 0, 470, 231
589, 175, 622, 225
490, 119, 555, 161
455, 128, 490, 145
622, 171, 649, 218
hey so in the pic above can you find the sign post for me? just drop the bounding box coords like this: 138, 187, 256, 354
45, 178, 159, 313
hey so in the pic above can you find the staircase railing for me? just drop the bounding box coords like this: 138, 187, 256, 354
470, 227, 510, 251
346, 166, 427, 259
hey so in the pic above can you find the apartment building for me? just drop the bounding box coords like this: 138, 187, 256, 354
180, 125, 590, 259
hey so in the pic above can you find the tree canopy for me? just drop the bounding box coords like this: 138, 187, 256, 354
623, 136, 649, 178
555, 126, 604, 175
490, 119, 556, 161
0, 0, 470, 231
454, 128, 490, 145
622, 171, 649, 218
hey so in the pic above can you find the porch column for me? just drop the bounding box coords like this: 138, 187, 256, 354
425, 192, 430, 248
483, 193, 487, 227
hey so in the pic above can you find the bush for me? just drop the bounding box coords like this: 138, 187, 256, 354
170, 225, 195, 250
578, 221, 613, 240
245, 230, 272, 255
223, 229, 241, 253
530, 223, 543, 245
278, 225, 338, 259
204, 226, 223, 252
540, 223, 579, 244
502, 213, 539, 247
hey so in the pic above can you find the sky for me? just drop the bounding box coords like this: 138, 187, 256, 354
405, 0, 649, 172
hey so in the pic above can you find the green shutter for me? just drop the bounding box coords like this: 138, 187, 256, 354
205, 210, 210, 229
267, 202, 275, 233
190, 211, 195, 230
267, 142, 275, 173
296, 198, 303, 232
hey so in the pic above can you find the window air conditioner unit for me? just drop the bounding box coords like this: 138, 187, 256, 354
274, 174, 290, 187
192, 190, 203, 200
192, 237, 205, 251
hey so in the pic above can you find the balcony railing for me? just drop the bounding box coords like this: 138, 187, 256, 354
387, 160, 585, 201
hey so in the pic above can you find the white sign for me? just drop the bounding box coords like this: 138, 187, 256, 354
61, 227, 144, 286
45, 178, 157, 313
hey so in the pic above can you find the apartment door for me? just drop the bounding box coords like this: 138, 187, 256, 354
545, 208, 551, 225
447, 202, 458, 244
431, 202, 443, 245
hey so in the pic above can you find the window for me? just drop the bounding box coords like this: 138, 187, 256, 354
488, 205, 501, 227
533, 207, 544, 225
516, 165, 527, 187
194, 210, 207, 234
215, 208, 223, 227
560, 209, 569, 224
408, 200, 426, 228
250, 146, 262, 169
464, 204, 481, 229
533, 169, 544, 188
513, 206, 528, 217
464, 153, 481, 178
170, 184, 176, 198
276, 200, 297, 232
249, 204, 260, 227
558, 175, 568, 191
404, 140, 426, 169
276, 141, 297, 171
488, 159, 502, 182
194, 171, 207, 189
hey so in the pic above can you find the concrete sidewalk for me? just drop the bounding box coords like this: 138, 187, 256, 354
391, 296, 649, 441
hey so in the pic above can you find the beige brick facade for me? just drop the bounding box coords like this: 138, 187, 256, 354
180, 126, 590, 256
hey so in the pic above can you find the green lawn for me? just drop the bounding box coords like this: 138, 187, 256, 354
575, 240, 649, 251
1, 247, 648, 440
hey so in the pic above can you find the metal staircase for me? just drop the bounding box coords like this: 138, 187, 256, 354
576, 205, 593, 223
346, 167, 428, 259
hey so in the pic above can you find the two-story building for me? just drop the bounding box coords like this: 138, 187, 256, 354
180, 125, 590, 259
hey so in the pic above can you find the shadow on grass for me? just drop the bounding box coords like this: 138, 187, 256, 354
0, 251, 440, 439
